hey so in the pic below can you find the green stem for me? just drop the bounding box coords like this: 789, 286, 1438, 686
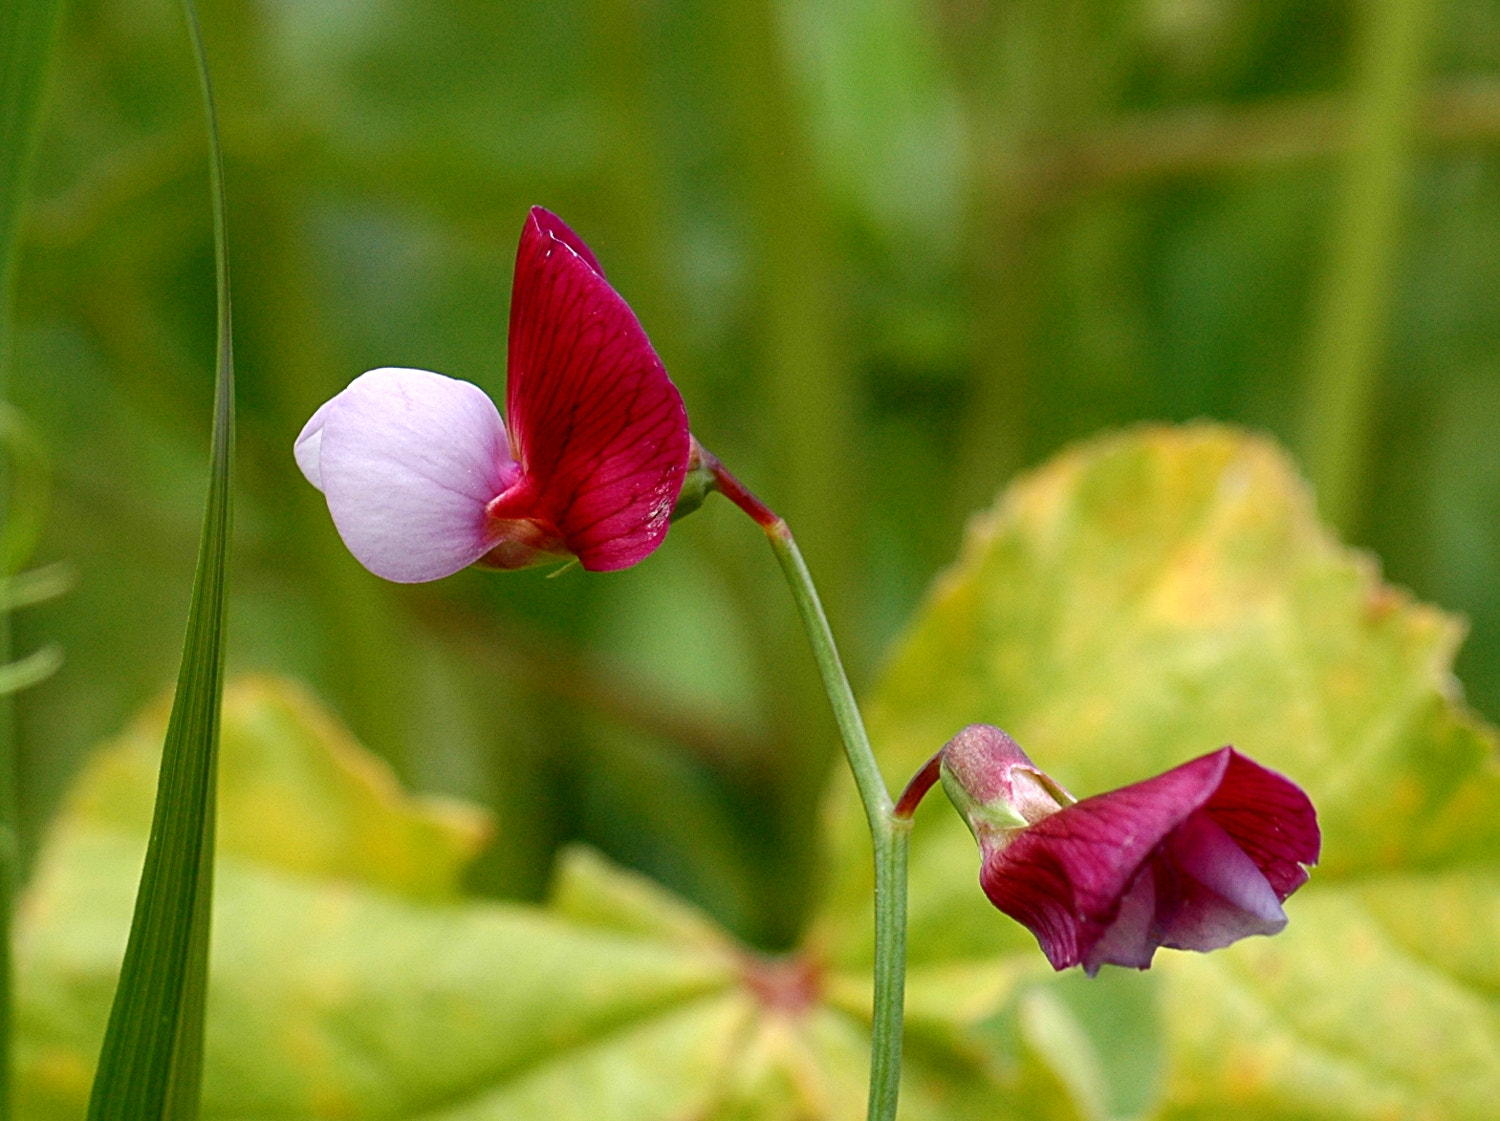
703, 449, 908, 1121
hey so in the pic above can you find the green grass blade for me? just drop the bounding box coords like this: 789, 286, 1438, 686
85, 1, 234, 1117
1, 0, 65, 1116
1297, 0, 1436, 534
0, 0, 62, 323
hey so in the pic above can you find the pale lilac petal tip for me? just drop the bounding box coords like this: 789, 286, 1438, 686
312, 367, 515, 583
294, 398, 334, 491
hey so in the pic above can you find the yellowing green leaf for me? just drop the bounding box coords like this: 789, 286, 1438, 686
1158, 876, 1500, 1120
17, 677, 997, 1121
18, 679, 743, 1119
817, 425, 1500, 1120
24, 426, 1500, 1120
63, 675, 490, 899
550, 844, 740, 952
20, 829, 736, 1119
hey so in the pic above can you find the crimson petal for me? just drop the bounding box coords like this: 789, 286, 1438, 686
501, 206, 690, 571
528, 207, 606, 278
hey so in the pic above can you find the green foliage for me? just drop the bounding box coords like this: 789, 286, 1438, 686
14, 0, 1500, 954
16, 427, 1499, 1119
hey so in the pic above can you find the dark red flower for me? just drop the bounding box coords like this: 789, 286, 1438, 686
295, 207, 690, 581
938, 724, 1320, 975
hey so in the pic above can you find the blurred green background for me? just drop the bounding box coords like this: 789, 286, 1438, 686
9, 0, 1500, 951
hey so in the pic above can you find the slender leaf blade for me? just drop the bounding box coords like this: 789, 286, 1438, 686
85, 1, 234, 1116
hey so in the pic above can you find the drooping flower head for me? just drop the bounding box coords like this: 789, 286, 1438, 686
935, 724, 1320, 975
295, 207, 691, 581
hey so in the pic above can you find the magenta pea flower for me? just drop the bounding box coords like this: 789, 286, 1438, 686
295, 207, 691, 581
918, 724, 1320, 975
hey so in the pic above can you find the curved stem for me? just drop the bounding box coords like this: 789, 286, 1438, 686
702, 448, 907, 1121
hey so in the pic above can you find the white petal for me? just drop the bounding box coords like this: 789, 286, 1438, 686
313, 367, 514, 583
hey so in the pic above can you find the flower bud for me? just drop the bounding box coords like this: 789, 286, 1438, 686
938, 724, 1074, 842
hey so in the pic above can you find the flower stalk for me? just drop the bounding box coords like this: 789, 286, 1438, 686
702, 447, 908, 1121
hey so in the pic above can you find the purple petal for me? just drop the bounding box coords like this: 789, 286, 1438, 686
306, 367, 515, 583
1082, 868, 1158, 974
1157, 810, 1286, 952
978, 747, 1319, 973
1202, 749, 1321, 897
980, 750, 1230, 970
